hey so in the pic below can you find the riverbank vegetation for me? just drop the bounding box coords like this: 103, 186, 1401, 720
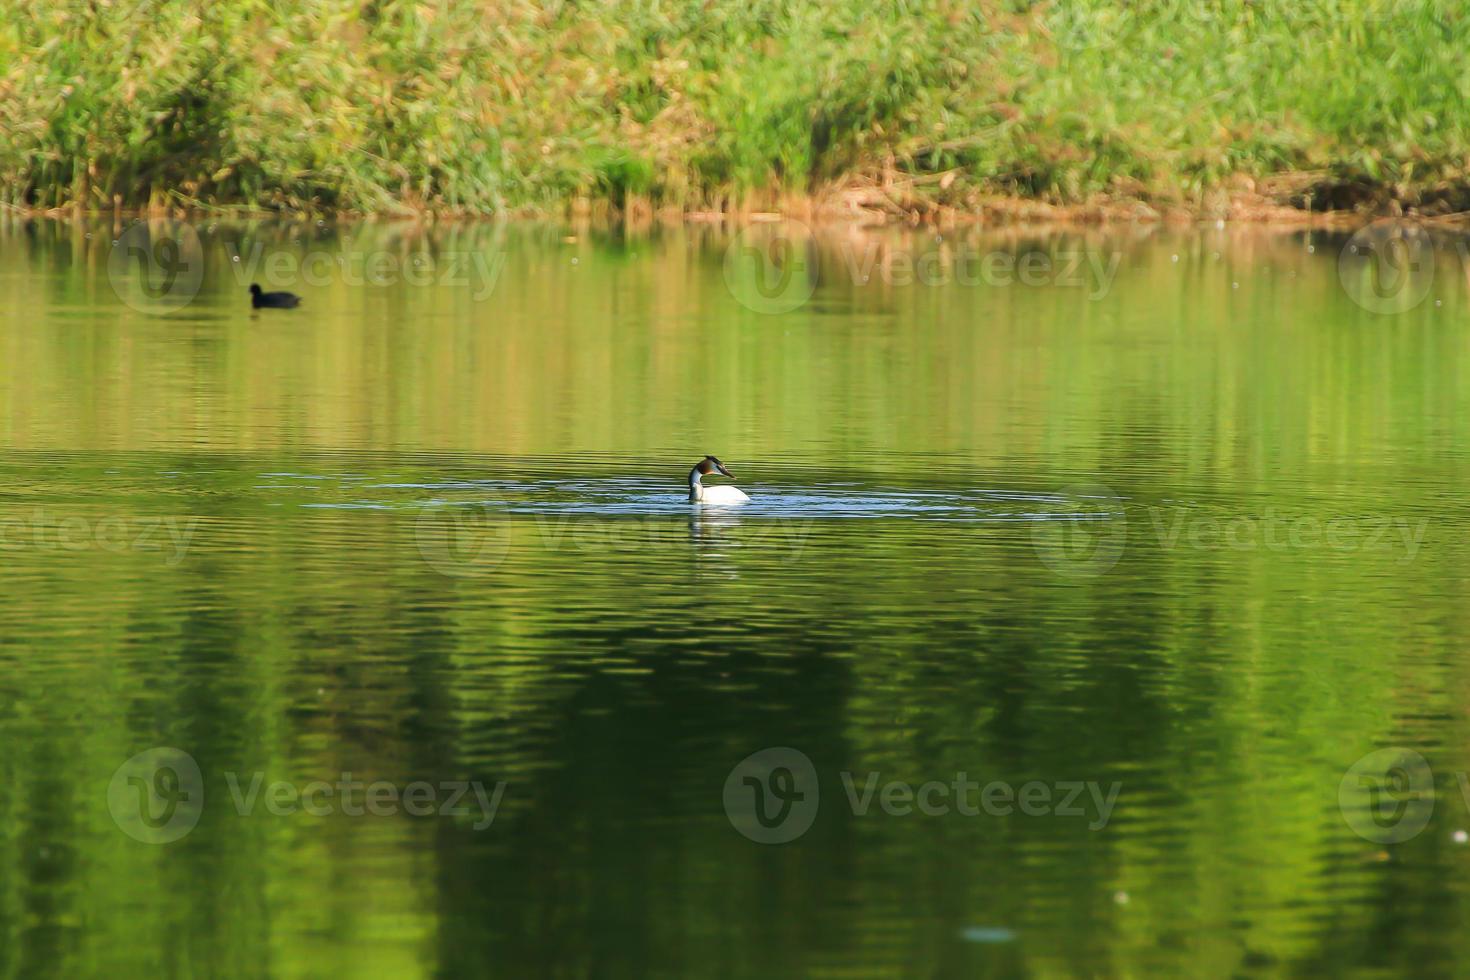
3, 0, 1468, 218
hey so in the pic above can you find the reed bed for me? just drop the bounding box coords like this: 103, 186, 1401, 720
3, 0, 1467, 216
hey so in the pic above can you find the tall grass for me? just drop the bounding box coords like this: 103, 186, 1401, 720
2, 0, 1467, 214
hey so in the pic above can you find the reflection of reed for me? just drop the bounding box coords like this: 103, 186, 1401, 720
4, 218, 1470, 484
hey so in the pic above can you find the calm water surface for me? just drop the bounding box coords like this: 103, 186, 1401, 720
2, 218, 1470, 977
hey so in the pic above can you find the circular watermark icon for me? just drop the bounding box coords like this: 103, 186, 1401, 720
722, 221, 817, 314
1338, 747, 1434, 844
413, 503, 512, 577
107, 747, 204, 844
723, 746, 820, 844
107, 221, 204, 313
1337, 220, 1435, 314
1030, 483, 1127, 580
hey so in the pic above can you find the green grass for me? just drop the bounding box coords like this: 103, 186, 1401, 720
3, 0, 1468, 214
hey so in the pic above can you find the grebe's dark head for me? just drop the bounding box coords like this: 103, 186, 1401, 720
699, 455, 733, 479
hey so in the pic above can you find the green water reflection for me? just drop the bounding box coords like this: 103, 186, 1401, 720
2, 217, 1469, 977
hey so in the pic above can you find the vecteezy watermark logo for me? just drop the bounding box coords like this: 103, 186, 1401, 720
228, 242, 505, 300
413, 502, 512, 578
1032, 493, 1428, 579
722, 748, 1122, 844
839, 772, 1120, 829
841, 241, 1121, 298
1146, 508, 1425, 560
1030, 483, 1127, 580
1339, 747, 1435, 843
723, 747, 821, 843
722, 221, 818, 315
107, 747, 508, 842
1, 509, 198, 565
414, 507, 813, 576
1337, 219, 1435, 314
107, 747, 205, 844
107, 221, 204, 313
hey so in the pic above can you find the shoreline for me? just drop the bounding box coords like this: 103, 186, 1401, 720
6, 185, 1469, 231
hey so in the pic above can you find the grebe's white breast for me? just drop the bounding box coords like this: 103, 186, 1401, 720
694, 483, 750, 505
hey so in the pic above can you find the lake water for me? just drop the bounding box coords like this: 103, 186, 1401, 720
2, 216, 1468, 977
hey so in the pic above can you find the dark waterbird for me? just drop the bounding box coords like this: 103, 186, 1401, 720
249, 284, 301, 309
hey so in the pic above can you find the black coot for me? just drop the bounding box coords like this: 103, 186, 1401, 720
249, 284, 301, 309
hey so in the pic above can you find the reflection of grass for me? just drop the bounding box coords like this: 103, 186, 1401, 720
4, 221, 1470, 976
4, 1, 1469, 215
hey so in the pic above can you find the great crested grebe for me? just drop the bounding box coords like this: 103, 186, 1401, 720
249, 284, 302, 309
688, 455, 750, 505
